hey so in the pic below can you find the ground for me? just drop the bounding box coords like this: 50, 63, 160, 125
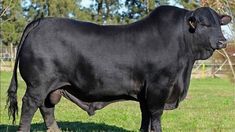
0, 71, 235, 131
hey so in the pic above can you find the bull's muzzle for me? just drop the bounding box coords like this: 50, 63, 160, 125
217, 40, 227, 49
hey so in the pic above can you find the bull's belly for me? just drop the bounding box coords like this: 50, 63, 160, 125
71, 76, 142, 102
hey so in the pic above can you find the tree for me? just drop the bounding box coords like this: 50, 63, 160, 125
122, 0, 168, 23
22, 0, 90, 21
79, 0, 170, 24
86, 0, 121, 24
1, 0, 26, 69
1, 0, 26, 46
0, 0, 12, 17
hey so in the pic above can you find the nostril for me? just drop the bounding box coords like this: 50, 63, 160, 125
218, 38, 227, 44
217, 41, 227, 49
219, 40, 225, 44
220, 37, 227, 42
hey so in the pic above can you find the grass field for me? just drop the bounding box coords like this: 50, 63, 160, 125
1, 71, 235, 132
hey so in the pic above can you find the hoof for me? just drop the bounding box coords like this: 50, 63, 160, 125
47, 121, 61, 132
47, 127, 61, 132
87, 109, 96, 116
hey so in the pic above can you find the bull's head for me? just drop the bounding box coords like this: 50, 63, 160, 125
186, 7, 232, 60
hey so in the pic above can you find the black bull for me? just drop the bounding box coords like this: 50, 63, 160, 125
7, 5, 231, 132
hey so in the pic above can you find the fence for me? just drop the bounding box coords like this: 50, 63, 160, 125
0, 45, 17, 71
193, 62, 235, 78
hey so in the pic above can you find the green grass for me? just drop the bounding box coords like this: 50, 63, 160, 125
1, 71, 235, 131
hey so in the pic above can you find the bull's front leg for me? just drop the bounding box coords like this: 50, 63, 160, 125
139, 100, 151, 132
138, 88, 151, 132
149, 109, 163, 132
146, 82, 167, 132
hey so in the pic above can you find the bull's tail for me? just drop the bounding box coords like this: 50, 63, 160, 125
6, 19, 41, 124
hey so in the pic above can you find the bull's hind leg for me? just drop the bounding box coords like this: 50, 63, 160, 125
18, 93, 39, 132
39, 89, 62, 132
39, 106, 60, 132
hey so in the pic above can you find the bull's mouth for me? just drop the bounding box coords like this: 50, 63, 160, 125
216, 40, 227, 49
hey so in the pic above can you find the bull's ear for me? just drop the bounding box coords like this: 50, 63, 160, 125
220, 15, 232, 25
188, 16, 197, 33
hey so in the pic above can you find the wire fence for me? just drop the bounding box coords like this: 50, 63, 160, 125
0, 46, 17, 71
193, 62, 235, 78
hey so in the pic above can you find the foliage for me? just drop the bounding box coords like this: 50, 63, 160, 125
88, 0, 121, 24
1, 0, 26, 46
82, 0, 168, 24
22, 0, 92, 21
200, 0, 235, 16
177, 0, 200, 9
177, 0, 235, 16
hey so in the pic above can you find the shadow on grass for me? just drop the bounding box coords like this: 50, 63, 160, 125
0, 121, 131, 132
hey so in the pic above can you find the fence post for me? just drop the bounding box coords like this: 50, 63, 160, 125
10, 43, 14, 70
201, 63, 206, 78
211, 56, 215, 78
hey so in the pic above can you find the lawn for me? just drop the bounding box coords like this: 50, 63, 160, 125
0, 71, 235, 131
